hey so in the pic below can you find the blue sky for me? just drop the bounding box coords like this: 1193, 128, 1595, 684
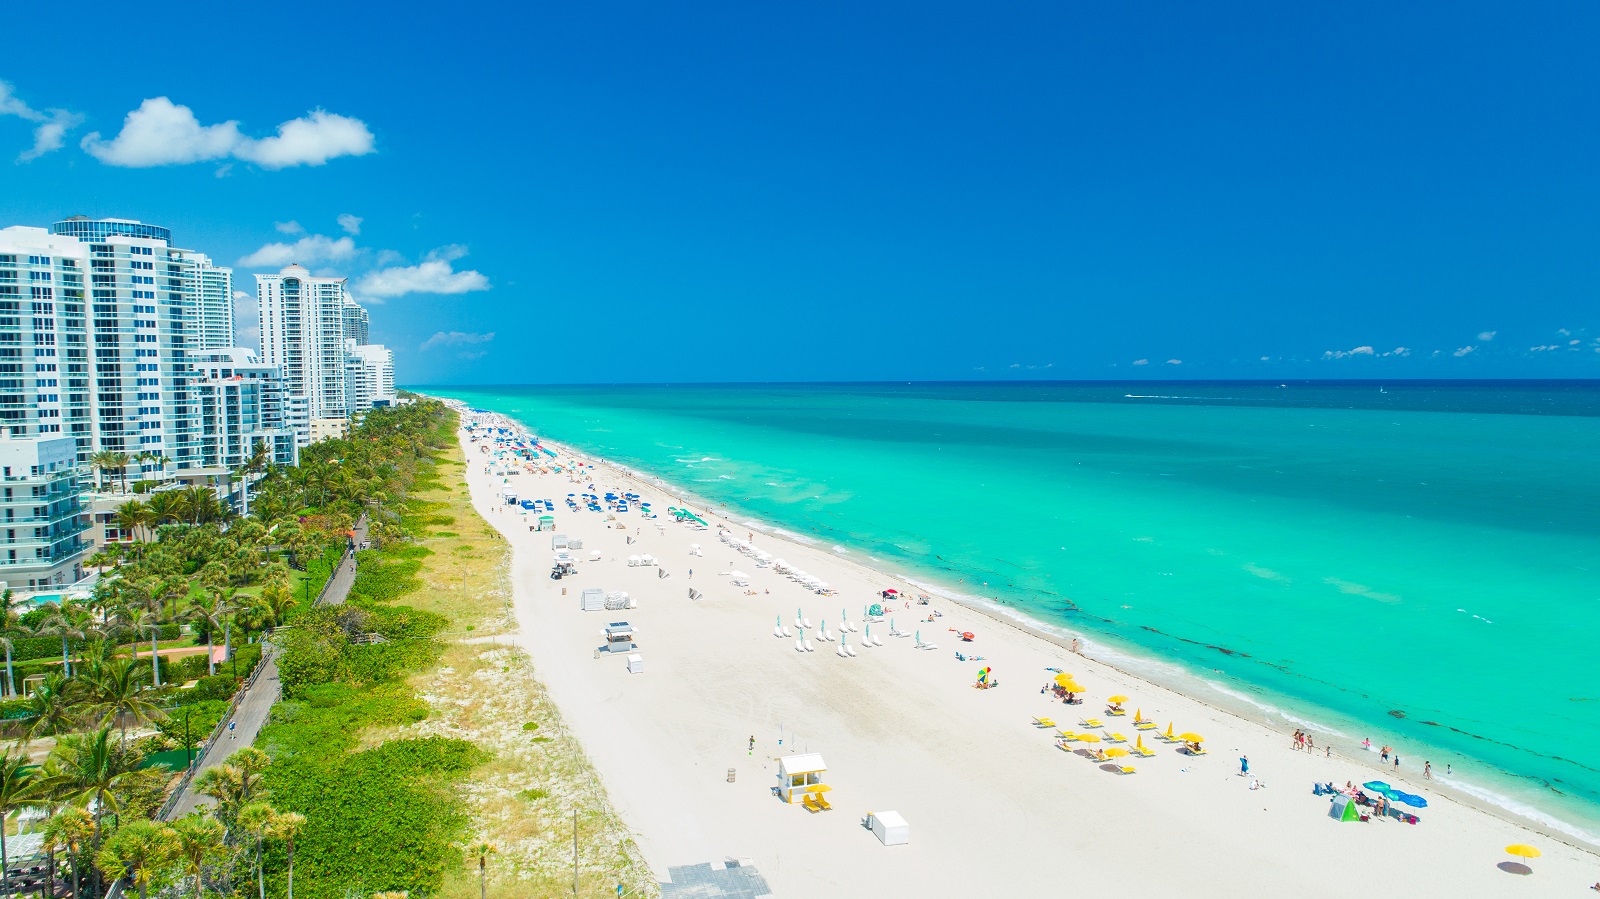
2, 1, 1597, 383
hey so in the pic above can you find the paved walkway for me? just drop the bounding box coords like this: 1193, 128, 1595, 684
163, 516, 367, 819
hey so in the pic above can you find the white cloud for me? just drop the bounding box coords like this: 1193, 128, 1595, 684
1132, 359, 1149, 366
82, 97, 242, 166
354, 247, 490, 298
421, 331, 495, 351
1259, 356, 1271, 362
1165, 359, 1183, 365
0, 80, 83, 162
1322, 345, 1380, 360
1390, 347, 1410, 357
231, 291, 260, 350
1529, 344, 1561, 352
274, 221, 303, 235
1477, 330, 1497, 342
238, 234, 357, 268
233, 110, 374, 168
81, 97, 374, 169
1453, 346, 1476, 357
337, 213, 363, 236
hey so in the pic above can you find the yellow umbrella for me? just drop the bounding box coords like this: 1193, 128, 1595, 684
1059, 680, 1087, 694
1053, 673, 1076, 686
1077, 733, 1102, 743
810, 784, 833, 794
1179, 732, 1205, 743
1164, 722, 1174, 737
1134, 708, 1144, 720
1135, 735, 1146, 750
1107, 695, 1129, 704
1103, 747, 1130, 758
1504, 844, 1540, 859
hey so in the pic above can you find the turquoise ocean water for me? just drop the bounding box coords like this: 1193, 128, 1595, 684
426, 381, 1600, 841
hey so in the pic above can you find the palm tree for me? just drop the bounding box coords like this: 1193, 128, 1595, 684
271, 811, 306, 899
0, 588, 22, 698
37, 600, 89, 678
41, 806, 93, 899
83, 657, 163, 745
21, 672, 78, 745
147, 489, 183, 529
184, 593, 225, 677
44, 725, 153, 895
238, 803, 277, 899
116, 499, 155, 547
261, 582, 298, 628
95, 819, 178, 899
171, 813, 226, 898
107, 451, 132, 494
195, 748, 270, 833
472, 842, 496, 899
0, 750, 40, 897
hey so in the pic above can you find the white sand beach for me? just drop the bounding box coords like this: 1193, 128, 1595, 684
451, 408, 1600, 897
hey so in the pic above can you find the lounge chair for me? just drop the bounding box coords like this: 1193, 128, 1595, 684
814, 794, 832, 810
1118, 766, 1137, 775
804, 639, 815, 652
1107, 707, 1127, 716
795, 639, 806, 652
1130, 745, 1156, 758
1079, 718, 1104, 729
802, 795, 822, 812
845, 644, 857, 658
1032, 717, 1057, 728
1106, 733, 1127, 743
1135, 720, 1157, 730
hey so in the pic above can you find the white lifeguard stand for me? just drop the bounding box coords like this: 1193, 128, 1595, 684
777, 753, 827, 804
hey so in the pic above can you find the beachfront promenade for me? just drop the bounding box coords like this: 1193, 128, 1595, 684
162, 517, 367, 819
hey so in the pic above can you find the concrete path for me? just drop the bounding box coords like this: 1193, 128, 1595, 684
162, 515, 367, 819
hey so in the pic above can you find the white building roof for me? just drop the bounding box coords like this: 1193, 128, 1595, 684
778, 753, 827, 776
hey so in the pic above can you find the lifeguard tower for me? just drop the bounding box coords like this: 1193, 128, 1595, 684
777, 753, 830, 809
603, 622, 636, 653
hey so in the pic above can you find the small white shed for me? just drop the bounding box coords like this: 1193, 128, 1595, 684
627, 654, 644, 674
777, 753, 827, 804
580, 588, 605, 612
869, 811, 909, 846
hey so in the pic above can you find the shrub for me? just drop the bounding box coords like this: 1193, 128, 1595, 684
155, 699, 229, 749
190, 675, 240, 702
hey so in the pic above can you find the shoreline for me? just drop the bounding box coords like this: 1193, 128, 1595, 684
498, 421, 1600, 853
441, 397, 1600, 895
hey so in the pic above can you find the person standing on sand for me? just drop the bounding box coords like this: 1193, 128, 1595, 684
1239, 755, 1249, 777
1306, 735, 1314, 753
1394, 755, 1401, 770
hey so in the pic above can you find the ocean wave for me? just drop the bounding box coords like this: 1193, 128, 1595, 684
1436, 777, 1600, 847
1205, 683, 1350, 737
832, 545, 850, 554
1124, 394, 1252, 401
717, 474, 736, 480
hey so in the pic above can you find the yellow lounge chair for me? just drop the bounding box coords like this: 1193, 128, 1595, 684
1079, 718, 1104, 728
1106, 733, 1127, 743
802, 795, 822, 812
813, 793, 832, 810
1118, 766, 1137, 775
1107, 707, 1127, 716
1130, 745, 1156, 758
1135, 720, 1157, 730
1184, 745, 1208, 756
1033, 717, 1057, 728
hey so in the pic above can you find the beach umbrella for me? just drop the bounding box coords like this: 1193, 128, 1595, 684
1178, 732, 1205, 743
1134, 708, 1143, 720
1107, 695, 1129, 704
1362, 781, 1392, 794
1164, 723, 1174, 738
1077, 733, 1102, 744
1103, 747, 1130, 758
1053, 673, 1076, 687
1135, 735, 1147, 751
1505, 844, 1540, 860
1393, 792, 1428, 809
1058, 680, 1087, 693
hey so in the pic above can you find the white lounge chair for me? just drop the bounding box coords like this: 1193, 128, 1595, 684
837, 643, 849, 658
804, 639, 815, 652
871, 633, 884, 647
845, 642, 857, 657
803, 617, 812, 629
795, 638, 806, 652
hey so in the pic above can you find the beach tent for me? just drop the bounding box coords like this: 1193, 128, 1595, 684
1330, 795, 1361, 822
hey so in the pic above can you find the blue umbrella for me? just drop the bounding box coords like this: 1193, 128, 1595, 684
1362, 781, 1392, 793
1393, 792, 1428, 808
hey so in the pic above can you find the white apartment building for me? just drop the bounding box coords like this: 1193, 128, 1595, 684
191, 348, 299, 469
0, 217, 236, 480
346, 341, 396, 413
256, 264, 392, 444
0, 435, 89, 595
